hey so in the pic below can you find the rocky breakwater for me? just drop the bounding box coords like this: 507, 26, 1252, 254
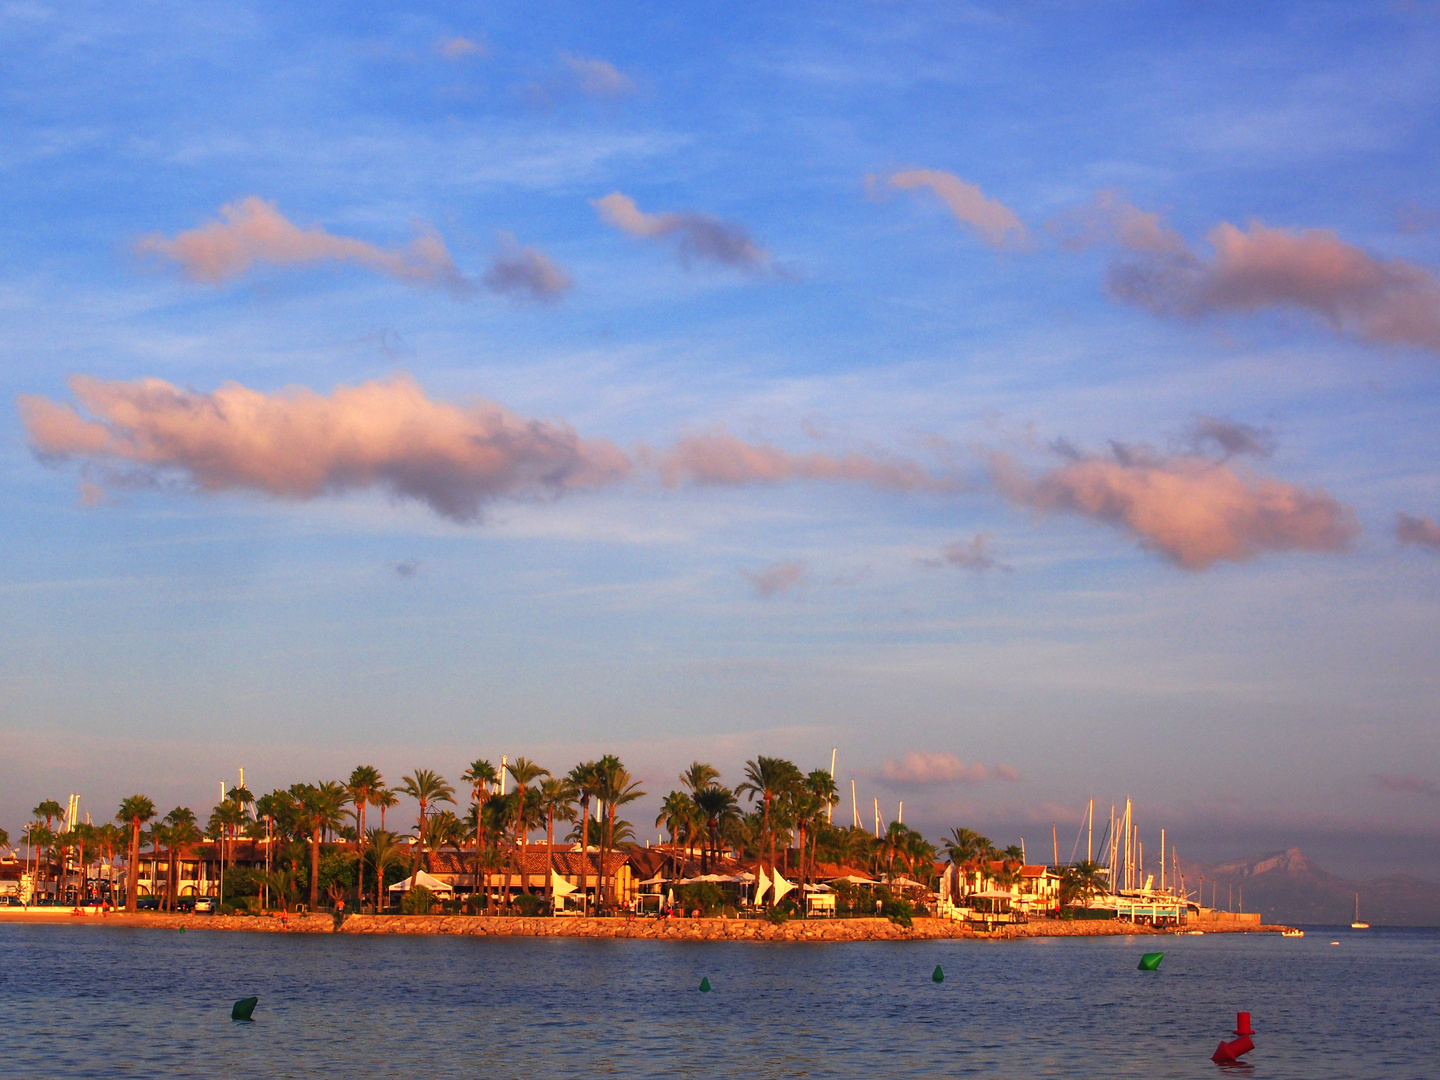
337, 914, 1175, 940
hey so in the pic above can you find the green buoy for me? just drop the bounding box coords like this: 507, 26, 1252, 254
231, 996, 258, 1021
698, 977, 711, 993
932, 965, 944, 983
1138, 952, 1165, 971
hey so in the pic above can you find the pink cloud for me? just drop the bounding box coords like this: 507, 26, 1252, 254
922, 533, 1010, 571
18, 376, 630, 521
652, 429, 953, 493
561, 54, 636, 98
879, 752, 1020, 786
992, 444, 1359, 569
437, 36, 488, 61
742, 560, 805, 597
137, 197, 472, 295
19, 379, 963, 522
592, 192, 772, 272
1049, 188, 1188, 257
881, 169, 1029, 250
1396, 512, 1440, 551
482, 233, 573, 302
1374, 774, 1439, 798
1065, 192, 1440, 351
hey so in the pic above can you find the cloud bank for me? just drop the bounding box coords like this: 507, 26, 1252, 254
923, 533, 1009, 571
1374, 774, 1439, 798
139, 198, 573, 304
482, 233, 573, 302
18, 376, 630, 522
592, 192, 772, 272
20, 379, 960, 521
437, 36, 488, 61
878, 752, 1019, 785
881, 169, 1029, 250
652, 429, 953, 493
742, 561, 806, 597
992, 442, 1359, 569
137, 197, 472, 294
1396, 513, 1440, 551
1060, 191, 1440, 351
561, 54, 637, 98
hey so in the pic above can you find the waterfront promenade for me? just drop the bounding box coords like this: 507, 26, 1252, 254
0, 909, 1288, 940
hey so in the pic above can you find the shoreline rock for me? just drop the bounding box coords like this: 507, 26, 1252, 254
0, 910, 1293, 940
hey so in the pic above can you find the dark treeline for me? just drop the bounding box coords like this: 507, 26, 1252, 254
13, 753, 1108, 915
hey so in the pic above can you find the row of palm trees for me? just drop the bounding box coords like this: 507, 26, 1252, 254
14, 757, 1105, 915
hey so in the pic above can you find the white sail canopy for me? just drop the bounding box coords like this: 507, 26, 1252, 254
551, 869, 577, 896
755, 866, 772, 905
772, 871, 795, 905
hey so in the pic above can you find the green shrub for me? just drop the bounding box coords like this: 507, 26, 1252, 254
874, 886, 914, 927
673, 882, 725, 916
400, 885, 436, 915
513, 893, 546, 917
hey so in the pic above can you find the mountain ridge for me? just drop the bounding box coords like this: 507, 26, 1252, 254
1176, 847, 1440, 926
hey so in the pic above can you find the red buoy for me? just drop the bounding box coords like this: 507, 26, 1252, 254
1211, 1012, 1256, 1063
1212, 1035, 1254, 1063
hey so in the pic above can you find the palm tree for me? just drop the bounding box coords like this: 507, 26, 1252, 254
505, 758, 551, 897
656, 791, 697, 877
32, 800, 63, 899
942, 827, 991, 897
594, 757, 645, 907
365, 829, 404, 908
92, 823, 124, 905
347, 766, 383, 910
207, 798, 248, 906
692, 785, 739, 874
116, 796, 155, 912
164, 808, 201, 910
293, 782, 348, 911
460, 759, 498, 904
737, 756, 801, 869
1061, 859, 1107, 909
478, 794, 512, 909
537, 777, 577, 911
400, 770, 455, 890
373, 786, 398, 833
567, 761, 601, 913
65, 822, 95, 906
802, 768, 839, 890
680, 762, 720, 796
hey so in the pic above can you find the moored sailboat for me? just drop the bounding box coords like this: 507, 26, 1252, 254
1350, 893, 1369, 929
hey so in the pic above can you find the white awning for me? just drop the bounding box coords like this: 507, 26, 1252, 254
388, 870, 455, 894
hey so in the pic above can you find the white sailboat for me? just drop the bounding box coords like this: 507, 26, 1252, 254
1350, 893, 1369, 930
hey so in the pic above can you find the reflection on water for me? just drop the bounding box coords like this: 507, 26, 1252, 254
1, 924, 1436, 1078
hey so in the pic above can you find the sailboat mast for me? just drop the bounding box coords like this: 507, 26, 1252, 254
1087, 799, 1093, 863
1160, 828, 1165, 893
828, 748, 837, 824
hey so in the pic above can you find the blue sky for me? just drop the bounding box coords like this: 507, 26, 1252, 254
3, 1, 1439, 877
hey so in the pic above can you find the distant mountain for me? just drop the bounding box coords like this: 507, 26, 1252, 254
1177, 848, 1440, 926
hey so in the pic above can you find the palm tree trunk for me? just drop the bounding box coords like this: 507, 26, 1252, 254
126, 823, 140, 912
578, 797, 590, 915
545, 810, 555, 911
356, 803, 366, 911
309, 830, 320, 911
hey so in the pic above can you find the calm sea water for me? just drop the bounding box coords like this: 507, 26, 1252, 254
1, 923, 1436, 1078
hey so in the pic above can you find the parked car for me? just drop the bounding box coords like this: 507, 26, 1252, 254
192, 896, 217, 914
175, 896, 195, 913
135, 896, 160, 911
